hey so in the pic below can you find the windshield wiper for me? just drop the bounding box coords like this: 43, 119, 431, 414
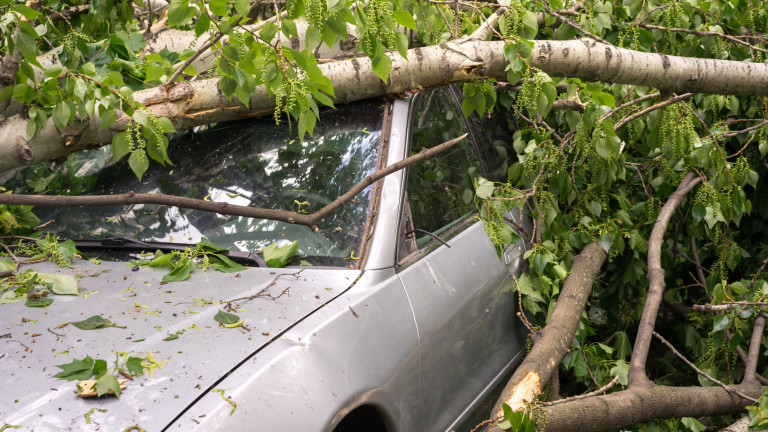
72, 237, 267, 268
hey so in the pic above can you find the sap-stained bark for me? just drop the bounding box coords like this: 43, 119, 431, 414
542, 383, 763, 432
3, 39, 768, 173
490, 242, 607, 420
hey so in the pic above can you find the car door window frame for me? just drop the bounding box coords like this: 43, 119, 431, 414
395, 86, 490, 269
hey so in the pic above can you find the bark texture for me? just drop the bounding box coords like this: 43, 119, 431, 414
4, 39, 768, 174
542, 383, 763, 432
628, 172, 702, 388
490, 242, 607, 420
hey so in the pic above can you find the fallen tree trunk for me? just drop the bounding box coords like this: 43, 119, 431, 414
3, 38, 768, 174
541, 383, 763, 432
490, 242, 607, 416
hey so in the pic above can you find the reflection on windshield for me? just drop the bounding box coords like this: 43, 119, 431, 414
4, 100, 385, 266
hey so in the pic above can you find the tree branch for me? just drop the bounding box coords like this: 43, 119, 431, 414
599, 92, 661, 122
0, 135, 466, 231
653, 331, 757, 403
614, 93, 694, 131
490, 242, 607, 422
639, 23, 768, 55
543, 1, 610, 45
743, 315, 766, 384
628, 172, 702, 388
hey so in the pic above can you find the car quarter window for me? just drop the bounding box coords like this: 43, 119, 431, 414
397, 87, 482, 263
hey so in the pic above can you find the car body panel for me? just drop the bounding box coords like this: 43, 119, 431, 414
0, 260, 359, 431
397, 222, 525, 431
165, 267, 421, 431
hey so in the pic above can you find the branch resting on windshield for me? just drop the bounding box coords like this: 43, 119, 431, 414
0, 134, 468, 232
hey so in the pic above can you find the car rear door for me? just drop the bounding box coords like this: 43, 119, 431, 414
395, 87, 526, 431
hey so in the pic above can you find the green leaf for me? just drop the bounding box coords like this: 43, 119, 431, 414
681, 417, 706, 432
597, 233, 613, 253
713, 315, 730, 332
125, 357, 144, 376
148, 251, 175, 267
128, 151, 149, 181
44, 65, 62, 78
112, 132, 130, 160
8, 205, 40, 228
262, 241, 299, 268
210, 254, 249, 273
95, 373, 122, 397
260, 21, 278, 41
214, 309, 240, 325
25, 297, 53, 308
0, 291, 26, 304
161, 259, 193, 283
92, 359, 107, 379
533, 254, 548, 275
371, 52, 392, 83
168, 0, 196, 27
54, 356, 96, 381
475, 178, 495, 199
209, 0, 228, 16
37, 273, 78, 295
194, 12, 210, 37
132, 111, 148, 126
234, 0, 249, 17
70, 315, 119, 330
588, 200, 602, 217
610, 359, 629, 386
16, 27, 40, 66
52, 102, 72, 133
393, 10, 417, 30
164, 333, 179, 341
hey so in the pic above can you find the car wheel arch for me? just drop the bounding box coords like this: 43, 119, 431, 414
332, 404, 392, 432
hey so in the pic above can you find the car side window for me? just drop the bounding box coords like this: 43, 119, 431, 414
398, 88, 481, 262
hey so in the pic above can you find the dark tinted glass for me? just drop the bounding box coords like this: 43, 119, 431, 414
406, 88, 479, 239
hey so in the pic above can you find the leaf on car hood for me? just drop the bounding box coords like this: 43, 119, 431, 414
77, 375, 127, 398
214, 309, 240, 326
263, 240, 298, 268
70, 315, 124, 330
0, 290, 26, 304
25, 297, 53, 308
37, 273, 79, 295
54, 356, 96, 381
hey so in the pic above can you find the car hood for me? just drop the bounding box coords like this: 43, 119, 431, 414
0, 259, 360, 431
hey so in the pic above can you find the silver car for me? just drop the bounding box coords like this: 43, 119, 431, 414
0, 85, 526, 431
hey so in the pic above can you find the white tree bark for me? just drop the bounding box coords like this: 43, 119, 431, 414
3, 38, 768, 173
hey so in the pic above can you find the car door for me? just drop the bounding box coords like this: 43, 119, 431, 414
395, 87, 526, 431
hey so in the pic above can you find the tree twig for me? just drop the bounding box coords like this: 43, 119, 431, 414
599, 92, 661, 122
543, 1, 610, 45
225, 269, 304, 305
639, 23, 768, 55
652, 331, 757, 403
614, 93, 694, 131
542, 375, 620, 406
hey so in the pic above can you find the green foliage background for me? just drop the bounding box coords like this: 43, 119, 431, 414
0, 0, 767, 428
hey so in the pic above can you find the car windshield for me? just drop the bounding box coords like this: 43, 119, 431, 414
3, 100, 385, 266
